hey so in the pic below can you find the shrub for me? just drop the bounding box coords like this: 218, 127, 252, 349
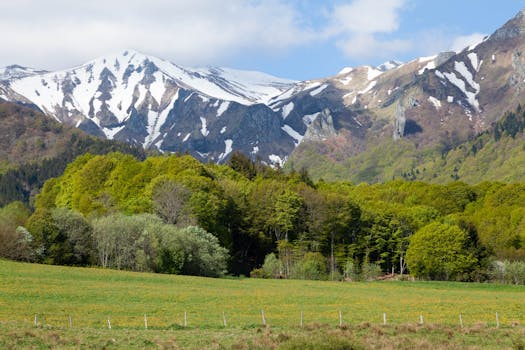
292, 252, 327, 280
491, 260, 525, 285
360, 262, 382, 281
261, 253, 284, 278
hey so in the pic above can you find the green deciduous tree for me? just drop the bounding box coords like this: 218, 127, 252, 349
406, 222, 479, 281
0, 202, 32, 261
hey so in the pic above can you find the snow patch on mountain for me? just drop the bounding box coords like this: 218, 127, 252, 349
418, 55, 437, 63
216, 101, 230, 117
418, 60, 436, 75
145, 91, 179, 147
367, 67, 383, 80
377, 60, 403, 71
218, 139, 233, 162
444, 65, 480, 111
338, 76, 353, 85
269, 154, 285, 167
428, 96, 442, 109
0, 65, 48, 80
338, 67, 353, 75
282, 124, 303, 145
468, 53, 482, 72
103, 125, 126, 139
282, 102, 294, 119
359, 81, 377, 95
310, 84, 328, 96
455, 61, 480, 92
200, 117, 209, 137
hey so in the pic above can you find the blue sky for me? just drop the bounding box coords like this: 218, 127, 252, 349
1, 1, 523, 80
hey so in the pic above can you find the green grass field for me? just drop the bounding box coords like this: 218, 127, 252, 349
1, 259, 524, 349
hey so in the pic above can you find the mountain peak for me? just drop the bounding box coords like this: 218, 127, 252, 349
377, 60, 403, 72
0, 65, 48, 80
490, 8, 525, 41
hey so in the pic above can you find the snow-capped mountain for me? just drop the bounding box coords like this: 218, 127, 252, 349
1, 50, 299, 165
0, 65, 48, 80
2, 7, 525, 173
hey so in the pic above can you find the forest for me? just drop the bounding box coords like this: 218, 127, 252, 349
1, 149, 525, 283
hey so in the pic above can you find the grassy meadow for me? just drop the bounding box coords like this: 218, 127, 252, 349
1, 259, 524, 349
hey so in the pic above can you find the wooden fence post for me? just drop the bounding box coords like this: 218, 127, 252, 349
383, 313, 387, 325
339, 310, 343, 327
184, 311, 187, 327
107, 316, 112, 330
144, 314, 148, 330
496, 312, 500, 328
261, 309, 267, 326
222, 311, 227, 327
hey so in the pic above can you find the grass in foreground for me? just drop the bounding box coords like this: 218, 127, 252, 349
1, 259, 524, 349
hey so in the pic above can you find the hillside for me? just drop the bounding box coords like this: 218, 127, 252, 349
288, 105, 525, 184
0, 99, 146, 206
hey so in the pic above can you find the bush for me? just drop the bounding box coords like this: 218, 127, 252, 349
156, 225, 229, 277
261, 253, 284, 278
490, 260, 525, 285
292, 252, 327, 280
360, 262, 382, 281
249, 267, 266, 278
343, 260, 360, 281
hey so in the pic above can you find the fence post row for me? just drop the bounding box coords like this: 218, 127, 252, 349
26, 311, 509, 329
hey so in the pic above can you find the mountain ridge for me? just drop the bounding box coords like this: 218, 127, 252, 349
2, 7, 525, 182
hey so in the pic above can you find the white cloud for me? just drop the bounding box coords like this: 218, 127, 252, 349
0, 0, 315, 70
450, 33, 486, 52
326, 0, 410, 59
329, 0, 406, 34
0, 0, 492, 75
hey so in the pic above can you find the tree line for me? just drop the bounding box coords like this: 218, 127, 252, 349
1, 151, 525, 282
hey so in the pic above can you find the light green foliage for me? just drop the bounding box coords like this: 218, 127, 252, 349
343, 260, 359, 281
272, 189, 303, 241
467, 184, 525, 260
291, 252, 327, 280
406, 223, 479, 281
26, 150, 525, 281
261, 253, 284, 278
